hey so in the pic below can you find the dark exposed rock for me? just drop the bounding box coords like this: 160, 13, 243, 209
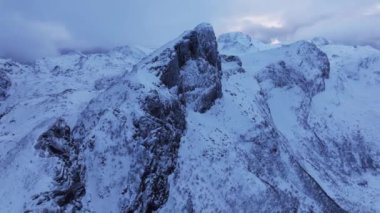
221, 54, 245, 79
221, 55, 242, 66
35, 119, 71, 158
178, 58, 222, 113
0, 71, 11, 100
28, 118, 86, 212
146, 23, 222, 113
125, 91, 186, 212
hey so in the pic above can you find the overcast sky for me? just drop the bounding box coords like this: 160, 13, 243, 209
1, 0, 380, 61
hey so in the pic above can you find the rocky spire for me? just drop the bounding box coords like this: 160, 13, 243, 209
141, 23, 222, 112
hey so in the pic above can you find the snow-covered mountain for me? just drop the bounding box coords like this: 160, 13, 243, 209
0, 24, 379, 212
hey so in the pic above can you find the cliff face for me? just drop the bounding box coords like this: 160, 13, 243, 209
0, 24, 379, 212
141, 23, 222, 113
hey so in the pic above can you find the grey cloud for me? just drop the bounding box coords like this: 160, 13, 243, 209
0, 0, 379, 61
220, 0, 380, 48
0, 14, 78, 62
230, 14, 332, 43
292, 13, 380, 48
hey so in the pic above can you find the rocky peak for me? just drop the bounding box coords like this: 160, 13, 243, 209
141, 23, 222, 113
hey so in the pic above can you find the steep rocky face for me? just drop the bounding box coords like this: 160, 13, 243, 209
126, 92, 186, 212
143, 23, 222, 113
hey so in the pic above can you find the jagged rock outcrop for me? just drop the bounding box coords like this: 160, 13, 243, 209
27, 119, 85, 212
143, 23, 222, 113
126, 91, 186, 212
